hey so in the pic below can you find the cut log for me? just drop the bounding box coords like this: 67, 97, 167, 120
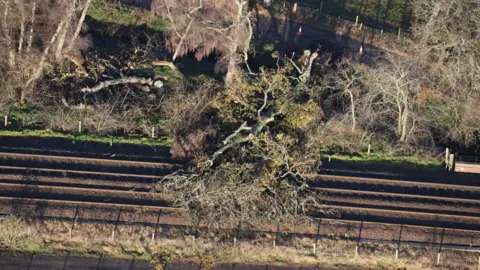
151, 61, 177, 71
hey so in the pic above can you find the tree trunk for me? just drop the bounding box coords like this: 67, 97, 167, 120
26, 0, 35, 53
346, 90, 356, 132
67, 0, 92, 52
15, 0, 25, 55
399, 106, 409, 142
225, 0, 248, 86
225, 40, 239, 86
55, 0, 76, 61
3, 0, 15, 67
23, 19, 66, 103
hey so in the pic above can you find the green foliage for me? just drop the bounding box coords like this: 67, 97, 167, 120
0, 130, 171, 147
87, 0, 167, 32
153, 66, 184, 82
8, 106, 46, 124
282, 102, 322, 130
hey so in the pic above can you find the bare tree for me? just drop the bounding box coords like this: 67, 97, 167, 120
152, 0, 254, 84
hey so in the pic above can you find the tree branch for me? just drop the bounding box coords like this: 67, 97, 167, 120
80, 77, 163, 93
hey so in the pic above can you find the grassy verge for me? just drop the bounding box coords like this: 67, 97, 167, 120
0, 129, 171, 147
321, 151, 443, 171
87, 0, 166, 32
1, 216, 461, 269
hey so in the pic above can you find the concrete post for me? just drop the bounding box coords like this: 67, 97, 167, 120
78, 121, 82, 133
4, 116, 7, 127
395, 249, 398, 260
436, 252, 441, 266
367, 144, 371, 155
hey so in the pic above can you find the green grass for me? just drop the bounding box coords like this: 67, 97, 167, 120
87, 0, 167, 32
322, 151, 443, 170
0, 129, 172, 147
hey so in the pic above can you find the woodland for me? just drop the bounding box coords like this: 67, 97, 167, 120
0, 0, 479, 228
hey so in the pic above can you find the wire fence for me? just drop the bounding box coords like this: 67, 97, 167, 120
280, 0, 413, 33
3, 200, 480, 253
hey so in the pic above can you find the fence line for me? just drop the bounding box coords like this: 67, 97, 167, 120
3, 203, 480, 252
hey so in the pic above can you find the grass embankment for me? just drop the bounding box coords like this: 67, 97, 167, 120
323, 152, 444, 171
2, 215, 471, 269
0, 129, 171, 147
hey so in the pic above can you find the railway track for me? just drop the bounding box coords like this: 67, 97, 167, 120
0, 152, 176, 176
0, 151, 479, 237
315, 174, 480, 199
317, 187, 480, 217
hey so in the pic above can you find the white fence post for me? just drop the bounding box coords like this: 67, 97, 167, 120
4, 116, 7, 127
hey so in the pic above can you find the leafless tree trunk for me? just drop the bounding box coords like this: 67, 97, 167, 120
3, 0, 15, 67
67, 0, 92, 52
345, 90, 356, 132
26, 0, 35, 53
225, 0, 249, 85
23, 19, 66, 103
14, 0, 25, 55
55, 0, 76, 61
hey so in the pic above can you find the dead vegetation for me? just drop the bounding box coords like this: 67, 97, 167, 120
1, 216, 478, 269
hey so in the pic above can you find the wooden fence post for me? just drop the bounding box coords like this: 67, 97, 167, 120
396, 224, 403, 260
398, 28, 401, 40
274, 224, 280, 248
152, 211, 161, 242
111, 209, 122, 241
69, 206, 80, 239
445, 148, 449, 168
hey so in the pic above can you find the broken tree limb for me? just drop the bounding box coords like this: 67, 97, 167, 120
80, 77, 163, 93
